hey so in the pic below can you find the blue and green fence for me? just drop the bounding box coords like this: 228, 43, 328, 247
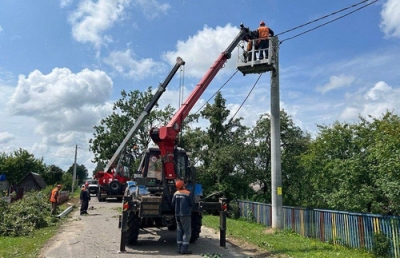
238, 200, 400, 257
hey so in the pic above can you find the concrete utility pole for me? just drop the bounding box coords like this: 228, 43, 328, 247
71, 145, 77, 194
270, 36, 283, 229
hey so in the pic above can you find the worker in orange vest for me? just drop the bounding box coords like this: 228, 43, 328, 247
50, 184, 62, 215
256, 21, 274, 60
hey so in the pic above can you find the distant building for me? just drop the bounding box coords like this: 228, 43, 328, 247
17, 172, 47, 192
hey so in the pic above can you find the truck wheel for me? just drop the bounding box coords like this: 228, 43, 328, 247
126, 213, 140, 245
109, 181, 122, 194
97, 191, 103, 202
190, 212, 202, 243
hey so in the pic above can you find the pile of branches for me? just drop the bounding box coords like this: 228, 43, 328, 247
0, 191, 53, 236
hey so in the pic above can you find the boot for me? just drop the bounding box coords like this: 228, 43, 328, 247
180, 244, 192, 254
177, 243, 182, 254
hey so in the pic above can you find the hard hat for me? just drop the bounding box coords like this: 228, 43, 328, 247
85, 182, 89, 186
175, 179, 184, 190
260, 21, 265, 26
57, 184, 62, 188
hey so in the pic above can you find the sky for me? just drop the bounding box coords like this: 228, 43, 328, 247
1, 0, 399, 175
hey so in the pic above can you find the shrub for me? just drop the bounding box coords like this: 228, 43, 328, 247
0, 191, 52, 236
373, 232, 391, 257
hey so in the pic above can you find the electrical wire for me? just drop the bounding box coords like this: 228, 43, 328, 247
279, 0, 379, 44
276, 0, 372, 37
231, 73, 263, 120
193, 69, 239, 115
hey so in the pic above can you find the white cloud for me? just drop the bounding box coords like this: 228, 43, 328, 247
133, 0, 170, 20
337, 81, 400, 122
7, 67, 113, 144
0, 25, 3, 32
316, 75, 354, 94
3, 67, 115, 171
380, 0, 400, 38
0, 132, 15, 144
68, 0, 131, 48
103, 49, 165, 80
60, 0, 73, 8
163, 24, 241, 78
365, 81, 392, 100
7, 68, 113, 116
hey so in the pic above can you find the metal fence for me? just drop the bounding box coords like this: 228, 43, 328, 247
238, 200, 400, 257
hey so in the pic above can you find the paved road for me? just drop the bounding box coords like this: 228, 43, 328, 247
39, 197, 265, 258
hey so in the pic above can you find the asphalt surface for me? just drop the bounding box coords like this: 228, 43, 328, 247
39, 197, 266, 258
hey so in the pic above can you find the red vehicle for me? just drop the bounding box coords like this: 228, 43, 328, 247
95, 167, 131, 201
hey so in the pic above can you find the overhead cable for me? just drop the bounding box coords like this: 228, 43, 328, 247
193, 69, 239, 115
231, 73, 263, 120
279, 0, 379, 44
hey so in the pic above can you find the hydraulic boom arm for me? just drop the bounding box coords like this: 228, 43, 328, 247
150, 24, 252, 179
104, 57, 185, 172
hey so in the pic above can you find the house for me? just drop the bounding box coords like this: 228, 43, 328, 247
17, 172, 47, 192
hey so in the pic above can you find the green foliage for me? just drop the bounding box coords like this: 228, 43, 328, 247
373, 232, 391, 257
66, 163, 88, 187
0, 149, 46, 184
0, 191, 52, 236
89, 87, 175, 168
41, 165, 64, 186
300, 111, 400, 215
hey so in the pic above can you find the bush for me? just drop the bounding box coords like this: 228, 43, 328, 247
373, 232, 391, 257
0, 191, 52, 236
227, 202, 240, 219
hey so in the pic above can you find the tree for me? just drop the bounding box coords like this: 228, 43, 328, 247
192, 92, 252, 200
89, 87, 175, 170
41, 165, 64, 186
0, 149, 46, 184
299, 111, 400, 215
246, 111, 310, 204
66, 164, 88, 187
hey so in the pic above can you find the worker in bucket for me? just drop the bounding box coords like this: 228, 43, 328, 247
256, 20, 274, 60
80, 182, 90, 215
172, 179, 194, 254
50, 184, 62, 215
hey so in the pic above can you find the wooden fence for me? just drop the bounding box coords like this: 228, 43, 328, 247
238, 200, 400, 257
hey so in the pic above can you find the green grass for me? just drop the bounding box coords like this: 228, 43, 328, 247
202, 215, 375, 258
0, 225, 58, 258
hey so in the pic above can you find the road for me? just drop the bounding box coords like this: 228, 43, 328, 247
39, 196, 267, 258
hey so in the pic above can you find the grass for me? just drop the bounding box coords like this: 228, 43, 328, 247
202, 215, 375, 258
0, 225, 58, 258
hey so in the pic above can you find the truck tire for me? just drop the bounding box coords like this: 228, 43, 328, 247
97, 191, 103, 202
190, 212, 202, 243
126, 212, 140, 245
109, 181, 122, 194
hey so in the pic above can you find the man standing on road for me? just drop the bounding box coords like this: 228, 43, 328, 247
172, 179, 194, 254
50, 184, 62, 215
80, 183, 90, 215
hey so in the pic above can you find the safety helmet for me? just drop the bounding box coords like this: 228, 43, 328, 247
85, 182, 89, 186
260, 21, 265, 26
175, 179, 184, 190
57, 184, 62, 188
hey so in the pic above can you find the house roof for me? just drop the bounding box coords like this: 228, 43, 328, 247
18, 172, 47, 189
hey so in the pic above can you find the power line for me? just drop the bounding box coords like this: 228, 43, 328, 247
279, 0, 379, 44
193, 69, 239, 115
231, 73, 263, 120
276, 0, 372, 37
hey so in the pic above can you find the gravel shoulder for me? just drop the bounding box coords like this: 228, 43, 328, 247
39, 197, 269, 258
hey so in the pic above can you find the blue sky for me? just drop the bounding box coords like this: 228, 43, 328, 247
0, 0, 399, 174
